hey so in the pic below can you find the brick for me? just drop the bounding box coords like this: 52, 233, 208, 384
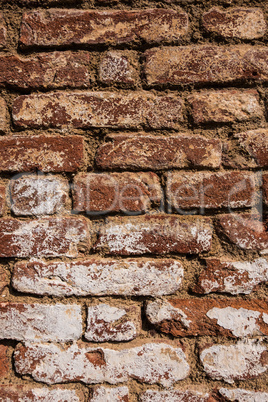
90, 386, 129, 401
85, 303, 141, 342
202, 7, 267, 39
96, 134, 222, 170
0, 303, 82, 342
19, 9, 189, 48
263, 174, 268, 205
0, 135, 85, 172
0, 13, 6, 49
194, 258, 268, 295
235, 129, 268, 167
99, 51, 138, 86
14, 341, 190, 386
200, 340, 268, 383
0, 185, 5, 216
145, 46, 268, 86
167, 171, 257, 211
19, 0, 82, 3
12, 258, 183, 296
0, 98, 7, 132
0, 266, 8, 295
140, 389, 214, 402
0, 216, 91, 258
10, 175, 70, 216
188, 90, 263, 124
0, 386, 84, 401
0, 52, 92, 90
146, 299, 268, 338
219, 388, 268, 401
12, 92, 184, 130
94, 215, 213, 255
217, 213, 268, 253
73, 172, 162, 214
0, 345, 9, 378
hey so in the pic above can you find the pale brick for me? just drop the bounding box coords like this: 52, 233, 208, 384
0, 217, 91, 258
99, 51, 138, 86
12, 92, 184, 130
188, 90, 263, 124
94, 215, 213, 255
235, 129, 268, 167
194, 258, 268, 295
0, 386, 84, 401
96, 134, 222, 170
200, 340, 268, 383
203, 7, 267, 39
0, 303, 82, 342
12, 258, 183, 297
10, 175, 70, 216
19, 9, 189, 48
219, 388, 268, 401
140, 389, 213, 402
14, 341, 190, 386
90, 386, 129, 401
85, 303, 141, 342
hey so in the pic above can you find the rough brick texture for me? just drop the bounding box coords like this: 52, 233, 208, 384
99, 51, 139, 86
0, 13, 6, 49
0, 386, 84, 401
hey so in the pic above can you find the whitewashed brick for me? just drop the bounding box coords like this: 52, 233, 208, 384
219, 388, 268, 401
90, 386, 129, 401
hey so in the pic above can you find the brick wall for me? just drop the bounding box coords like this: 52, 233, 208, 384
0, 0, 267, 400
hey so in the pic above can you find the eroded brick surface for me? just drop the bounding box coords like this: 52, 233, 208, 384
219, 388, 268, 401
90, 386, 129, 401
0, 345, 9, 378
0, 386, 84, 401
99, 51, 138, 86
234, 129, 268, 167
0, 185, 5, 216
0, 13, 6, 49
12, 258, 184, 296
139, 389, 214, 402
0, 98, 7, 132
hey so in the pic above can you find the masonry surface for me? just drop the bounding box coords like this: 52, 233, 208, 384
0, 0, 268, 401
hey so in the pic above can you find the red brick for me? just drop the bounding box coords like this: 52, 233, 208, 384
146, 298, 268, 338
99, 51, 139, 86
12, 92, 184, 130
73, 172, 162, 214
0, 97, 7, 132
0, 345, 9, 378
0, 13, 6, 49
217, 213, 268, 252
0, 52, 92, 90
263, 174, 268, 205
19, 9, 189, 48
0, 185, 5, 216
0, 303, 82, 342
10, 175, 70, 216
14, 341, 190, 386
145, 46, 268, 86
0, 135, 85, 172
166, 171, 257, 210
0, 386, 84, 401
193, 258, 268, 295
188, 90, 263, 124
0, 217, 91, 258
235, 129, 268, 167
94, 215, 213, 255
96, 134, 222, 170
12, 258, 184, 296
202, 7, 267, 39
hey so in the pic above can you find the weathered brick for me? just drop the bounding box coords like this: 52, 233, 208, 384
18, 0, 82, 4
0, 386, 84, 401
219, 388, 268, 401
0, 303, 82, 342
19, 9, 189, 48
96, 134, 222, 170
0, 217, 91, 258
99, 51, 138, 86
0, 266, 8, 295
140, 389, 214, 402
188, 90, 263, 124
13, 92, 184, 130
200, 340, 268, 383
203, 7, 267, 39
0, 135, 85, 172
12, 258, 183, 296
235, 129, 268, 167
167, 171, 257, 211
218, 214, 268, 253
10, 175, 70, 216
85, 303, 141, 342
146, 299, 268, 338
0, 97, 7, 132
0, 13, 6, 49
90, 386, 129, 402
0, 345, 9, 378
0, 52, 92, 90
94, 215, 213, 255
0, 185, 5, 216
145, 46, 268, 86
73, 172, 162, 214
14, 341, 190, 386
194, 258, 268, 295
263, 174, 268, 205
